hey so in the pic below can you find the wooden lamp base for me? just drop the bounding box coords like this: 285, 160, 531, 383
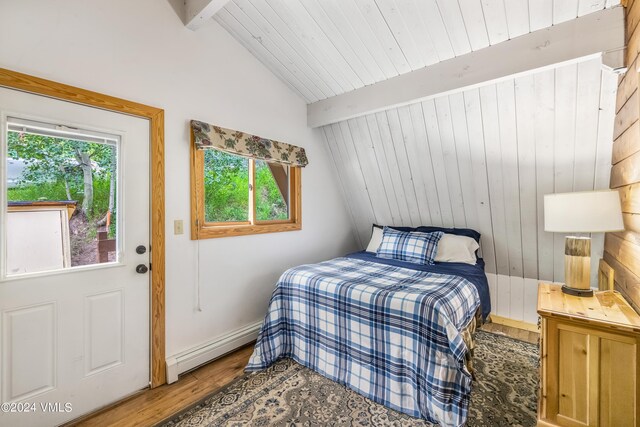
562, 236, 593, 297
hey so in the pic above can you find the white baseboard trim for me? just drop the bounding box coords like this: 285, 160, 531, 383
165, 320, 262, 384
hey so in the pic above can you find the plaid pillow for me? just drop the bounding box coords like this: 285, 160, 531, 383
376, 227, 443, 265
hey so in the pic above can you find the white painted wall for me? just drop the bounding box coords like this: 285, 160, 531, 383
0, 0, 357, 358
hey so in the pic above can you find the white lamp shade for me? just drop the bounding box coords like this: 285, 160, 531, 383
544, 190, 624, 233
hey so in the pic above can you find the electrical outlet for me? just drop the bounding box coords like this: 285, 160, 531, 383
174, 220, 184, 235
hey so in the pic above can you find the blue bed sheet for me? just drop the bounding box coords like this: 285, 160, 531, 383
346, 251, 491, 320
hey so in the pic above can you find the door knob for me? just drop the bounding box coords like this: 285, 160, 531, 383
136, 245, 147, 254
136, 264, 148, 274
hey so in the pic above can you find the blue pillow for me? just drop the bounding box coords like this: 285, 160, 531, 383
372, 223, 418, 233
417, 226, 480, 243
372, 223, 481, 243
376, 227, 443, 265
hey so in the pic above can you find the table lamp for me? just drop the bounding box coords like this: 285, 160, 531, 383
544, 190, 624, 297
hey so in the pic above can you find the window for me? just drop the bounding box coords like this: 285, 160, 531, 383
5, 117, 120, 275
191, 147, 301, 239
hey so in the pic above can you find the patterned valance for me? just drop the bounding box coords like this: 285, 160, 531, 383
191, 120, 308, 168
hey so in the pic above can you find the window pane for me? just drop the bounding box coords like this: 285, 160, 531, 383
255, 160, 289, 221
6, 126, 119, 275
204, 150, 249, 222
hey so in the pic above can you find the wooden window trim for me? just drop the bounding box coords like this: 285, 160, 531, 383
190, 139, 301, 239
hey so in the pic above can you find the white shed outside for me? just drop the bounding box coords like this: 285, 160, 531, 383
7, 201, 75, 275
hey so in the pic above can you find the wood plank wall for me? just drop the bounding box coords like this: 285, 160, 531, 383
606, 0, 640, 313
323, 57, 618, 323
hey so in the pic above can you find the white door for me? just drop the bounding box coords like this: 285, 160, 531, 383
0, 87, 151, 426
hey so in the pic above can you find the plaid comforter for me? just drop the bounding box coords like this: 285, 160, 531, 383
246, 257, 481, 426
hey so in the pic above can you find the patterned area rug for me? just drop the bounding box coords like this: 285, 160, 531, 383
161, 330, 538, 427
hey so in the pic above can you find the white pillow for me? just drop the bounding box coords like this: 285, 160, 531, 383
434, 234, 479, 265
365, 226, 383, 253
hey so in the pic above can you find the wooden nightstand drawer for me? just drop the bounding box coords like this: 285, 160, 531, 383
537, 283, 640, 427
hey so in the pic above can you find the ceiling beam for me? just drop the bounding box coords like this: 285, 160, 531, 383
184, 0, 229, 31
307, 6, 625, 128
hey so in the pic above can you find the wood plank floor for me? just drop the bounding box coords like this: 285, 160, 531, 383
481, 322, 539, 344
68, 344, 254, 427
71, 323, 537, 427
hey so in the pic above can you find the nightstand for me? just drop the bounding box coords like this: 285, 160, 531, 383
537, 282, 640, 427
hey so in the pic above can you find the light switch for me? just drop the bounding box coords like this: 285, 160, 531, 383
174, 220, 184, 235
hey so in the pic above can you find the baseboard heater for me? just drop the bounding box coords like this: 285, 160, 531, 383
165, 320, 262, 384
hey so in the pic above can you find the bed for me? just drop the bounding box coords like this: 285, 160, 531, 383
246, 244, 491, 427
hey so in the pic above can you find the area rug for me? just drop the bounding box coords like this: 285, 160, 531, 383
160, 330, 538, 426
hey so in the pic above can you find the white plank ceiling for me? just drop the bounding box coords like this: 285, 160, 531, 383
214, 0, 620, 103
322, 56, 617, 284
209, 2, 621, 321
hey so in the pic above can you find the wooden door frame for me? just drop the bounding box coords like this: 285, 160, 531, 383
0, 68, 167, 387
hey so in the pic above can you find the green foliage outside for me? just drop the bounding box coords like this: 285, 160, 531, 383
203, 151, 288, 222
7, 131, 117, 238
8, 131, 287, 234
8, 180, 75, 201
7, 178, 113, 215
255, 160, 288, 221
204, 150, 249, 222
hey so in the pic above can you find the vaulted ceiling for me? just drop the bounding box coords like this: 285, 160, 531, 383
172, 0, 625, 320
212, 0, 621, 103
